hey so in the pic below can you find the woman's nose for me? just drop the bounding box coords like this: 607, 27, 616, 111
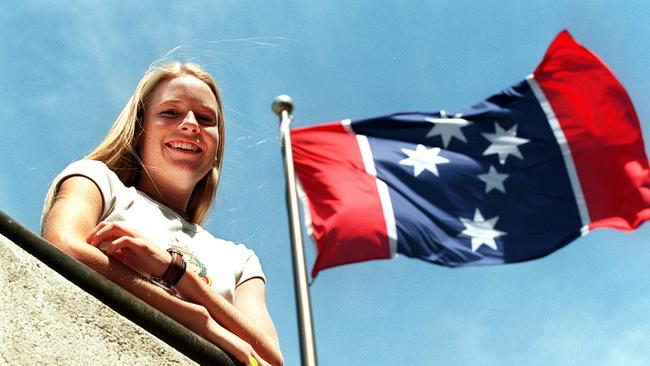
178, 111, 200, 133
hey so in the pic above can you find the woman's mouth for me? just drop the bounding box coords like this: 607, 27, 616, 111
167, 141, 202, 153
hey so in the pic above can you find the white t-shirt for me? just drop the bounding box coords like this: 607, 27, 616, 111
46, 160, 265, 303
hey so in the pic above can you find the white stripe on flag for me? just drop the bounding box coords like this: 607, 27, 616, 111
341, 119, 398, 257
295, 179, 314, 237
526, 75, 591, 235
375, 179, 398, 257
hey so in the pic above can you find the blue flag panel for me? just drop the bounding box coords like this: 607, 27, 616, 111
352, 80, 583, 266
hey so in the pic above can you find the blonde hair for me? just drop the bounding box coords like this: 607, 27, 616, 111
42, 62, 225, 228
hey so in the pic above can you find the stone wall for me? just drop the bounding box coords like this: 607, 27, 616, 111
0, 233, 197, 365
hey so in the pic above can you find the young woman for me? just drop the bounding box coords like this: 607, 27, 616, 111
41, 63, 283, 366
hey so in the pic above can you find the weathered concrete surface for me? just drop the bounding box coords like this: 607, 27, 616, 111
0, 234, 196, 365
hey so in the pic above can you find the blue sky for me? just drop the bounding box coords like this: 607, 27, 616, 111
2, 2, 650, 365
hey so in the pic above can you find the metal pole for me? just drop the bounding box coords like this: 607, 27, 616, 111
273, 95, 318, 366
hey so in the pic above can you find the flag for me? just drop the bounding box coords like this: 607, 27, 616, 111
291, 31, 650, 278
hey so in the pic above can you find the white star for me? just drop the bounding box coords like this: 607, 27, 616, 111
425, 111, 472, 148
399, 144, 450, 177
459, 209, 506, 252
482, 123, 529, 164
477, 165, 509, 193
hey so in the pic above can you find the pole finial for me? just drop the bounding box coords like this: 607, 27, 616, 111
272, 95, 293, 117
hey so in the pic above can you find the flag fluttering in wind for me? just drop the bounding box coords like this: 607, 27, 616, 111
291, 31, 650, 278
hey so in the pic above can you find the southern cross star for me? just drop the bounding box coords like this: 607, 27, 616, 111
481, 123, 529, 164
425, 111, 472, 148
477, 165, 509, 193
399, 144, 450, 178
459, 208, 506, 252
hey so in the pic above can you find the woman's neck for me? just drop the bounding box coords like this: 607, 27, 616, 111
135, 175, 193, 216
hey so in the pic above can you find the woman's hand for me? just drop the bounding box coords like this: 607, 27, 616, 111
86, 221, 171, 277
202, 321, 271, 366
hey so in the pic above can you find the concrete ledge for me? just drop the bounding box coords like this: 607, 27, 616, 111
0, 232, 197, 365
0, 209, 238, 366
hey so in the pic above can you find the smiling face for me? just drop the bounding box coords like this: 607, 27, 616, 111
136, 75, 221, 205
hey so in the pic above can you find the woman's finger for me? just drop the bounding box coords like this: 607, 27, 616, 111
88, 225, 118, 248
100, 237, 146, 273
85, 221, 109, 244
103, 236, 136, 255
88, 222, 133, 247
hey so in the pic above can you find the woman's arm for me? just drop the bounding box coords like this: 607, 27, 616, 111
85, 220, 283, 365
175, 271, 284, 365
42, 176, 270, 365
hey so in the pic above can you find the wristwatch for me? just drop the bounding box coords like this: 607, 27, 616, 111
150, 248, 187, 293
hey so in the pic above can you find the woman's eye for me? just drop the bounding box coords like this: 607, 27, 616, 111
161, 110, 179, 117
198, 115, 216, 125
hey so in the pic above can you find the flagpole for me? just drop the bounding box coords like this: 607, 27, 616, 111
273, 95, 318, 366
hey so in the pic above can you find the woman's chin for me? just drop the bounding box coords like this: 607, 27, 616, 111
168, 161, 212, 180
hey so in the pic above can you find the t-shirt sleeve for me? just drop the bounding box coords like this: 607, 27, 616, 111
234, 244, 266, 287
49, 160, 121, 220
